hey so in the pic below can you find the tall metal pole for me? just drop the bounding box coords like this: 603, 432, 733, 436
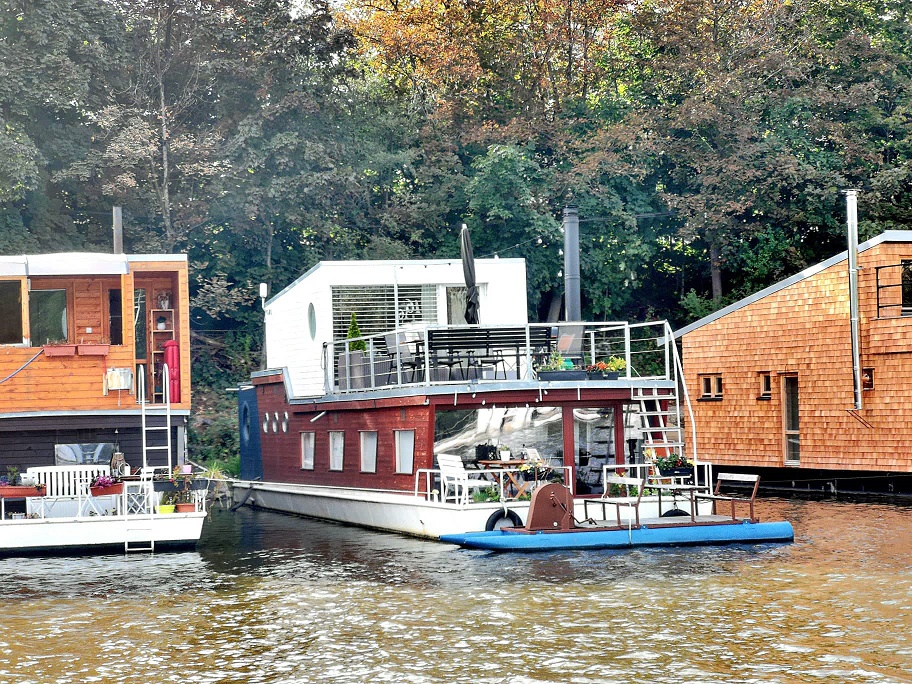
563, 206, 581, 321
846, 190, 863, 410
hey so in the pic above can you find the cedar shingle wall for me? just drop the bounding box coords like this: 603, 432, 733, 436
683, 242, 912, 472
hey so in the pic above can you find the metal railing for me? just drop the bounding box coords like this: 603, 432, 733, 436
326, 320, 677, 394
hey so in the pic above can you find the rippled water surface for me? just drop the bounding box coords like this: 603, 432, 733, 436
1, 498, 911, 683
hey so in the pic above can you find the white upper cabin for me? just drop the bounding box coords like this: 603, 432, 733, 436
264, 258, 528, 398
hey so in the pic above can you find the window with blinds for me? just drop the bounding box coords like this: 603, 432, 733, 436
331, 285, 438, 342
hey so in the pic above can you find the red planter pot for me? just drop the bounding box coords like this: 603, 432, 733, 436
90, 483, 124, 497
174, 502, 195, 513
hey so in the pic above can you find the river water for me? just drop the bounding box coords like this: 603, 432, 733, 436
1, 498, 910, 683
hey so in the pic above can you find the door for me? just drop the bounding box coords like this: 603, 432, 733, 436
782, 375, 799, 464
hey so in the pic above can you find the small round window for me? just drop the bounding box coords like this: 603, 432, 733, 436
272, 411, 279, 433
308, 303, 317, 340
262, 412, 269, 433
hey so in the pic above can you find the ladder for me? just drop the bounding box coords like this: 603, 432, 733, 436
631, 323, 703, 480
126, 364, 174, 553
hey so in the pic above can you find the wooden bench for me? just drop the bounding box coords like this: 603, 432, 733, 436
582, 475, 648, 527
694, 472, 760, 522
436, 453, 495, 504
25, 465, 113, 517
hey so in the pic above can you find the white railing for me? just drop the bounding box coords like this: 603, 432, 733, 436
327, 320, 677, 394
414, 464, 574, 504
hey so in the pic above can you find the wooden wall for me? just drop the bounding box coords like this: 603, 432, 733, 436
682, 241, 912, 472
0, 258, 191, 415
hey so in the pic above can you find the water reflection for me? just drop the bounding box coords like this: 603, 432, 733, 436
1, 499, 911, 683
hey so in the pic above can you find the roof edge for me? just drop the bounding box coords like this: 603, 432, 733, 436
674, 230, 912, 339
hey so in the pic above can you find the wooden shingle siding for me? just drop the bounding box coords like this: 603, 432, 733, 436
682, 240, 912, 473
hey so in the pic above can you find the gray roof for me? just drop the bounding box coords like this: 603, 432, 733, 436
674, 230, 912, 339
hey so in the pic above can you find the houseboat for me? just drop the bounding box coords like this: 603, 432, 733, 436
0, 249, 206, 553
675, 227, 912, 496
234, 256, 714, 538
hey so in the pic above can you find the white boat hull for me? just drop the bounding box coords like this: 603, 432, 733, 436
231, 481, 712, 539
0, 512, 206, 555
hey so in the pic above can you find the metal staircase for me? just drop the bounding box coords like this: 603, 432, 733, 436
632, 323, 703, 479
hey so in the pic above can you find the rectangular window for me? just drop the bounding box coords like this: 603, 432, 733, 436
329, 431, 345, 471
699, 374, 723, 399
29, 289, 68, 344
783, 375, 799, 464
360, 431, 378, 473
108, 289, 123, 345
862, 368, 874, 391
134, 288, 147, 359
902, 261, 912, 316
395, 430, 415, 474
0, 281, 23, 344
758, 372, 772, 399
301, 432, 315, 470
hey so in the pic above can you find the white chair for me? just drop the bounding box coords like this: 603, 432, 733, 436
436, 453, 494, 504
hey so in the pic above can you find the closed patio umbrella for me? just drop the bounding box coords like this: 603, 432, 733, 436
460, 224, 479, 324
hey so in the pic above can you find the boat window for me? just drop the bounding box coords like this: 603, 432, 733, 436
699, 374, 723, 399
0, 280, 23, 344
395, 430, 414, 474
329, 431, 345, 470
758, 372, 772, 399
783, 375, 799, 464
29, 289, 69, 344
331, 284, 439, 341
902, 261, 912, 315
301, 432, 315, 469
434, 407, 564, 467
108, 288, 123, 345
862, 367, 874, 391
360, 431, 378, 473
134, 288, 147, 359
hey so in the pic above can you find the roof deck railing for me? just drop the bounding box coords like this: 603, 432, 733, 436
324, 320, 676, 395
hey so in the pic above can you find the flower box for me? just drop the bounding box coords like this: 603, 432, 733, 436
537, 370, 588, 381
658, 467, 693, 477
174, 502, 195, 513
0, 485, 46, 498
587, 371, 620, 380
90, 483, 124, 497
43, 344, 77, 357
77, 344, 110, 356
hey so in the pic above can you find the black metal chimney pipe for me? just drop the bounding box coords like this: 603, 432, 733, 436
563, 206, 581, 321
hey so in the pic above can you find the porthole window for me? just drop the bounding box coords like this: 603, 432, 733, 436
308, 303, 317, 340
272, 411, 279, 433
282, 412, 289, 433
263, 412, 269, 433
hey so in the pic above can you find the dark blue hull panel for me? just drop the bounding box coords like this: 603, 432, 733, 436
440, 520, 794, 551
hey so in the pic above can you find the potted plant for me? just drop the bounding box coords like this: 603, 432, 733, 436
158, 490, 177, 514
586, 356, 626, 380
653, 454, 693, 477
536, 351, 588, 380
0, 466, 46, 497
340, 312, 368, 389
89, 474, 124, 496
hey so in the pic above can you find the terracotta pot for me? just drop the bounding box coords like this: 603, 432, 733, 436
43, 344, 77, 357
90, 483, 124, 497
174, 502, 195, 513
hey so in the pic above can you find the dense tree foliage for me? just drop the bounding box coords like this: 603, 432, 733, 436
1, 0, 910, 459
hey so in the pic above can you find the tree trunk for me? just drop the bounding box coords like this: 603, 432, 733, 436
710, 241, 723, 302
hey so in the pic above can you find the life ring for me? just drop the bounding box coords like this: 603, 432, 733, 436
485, 508, 523, 531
